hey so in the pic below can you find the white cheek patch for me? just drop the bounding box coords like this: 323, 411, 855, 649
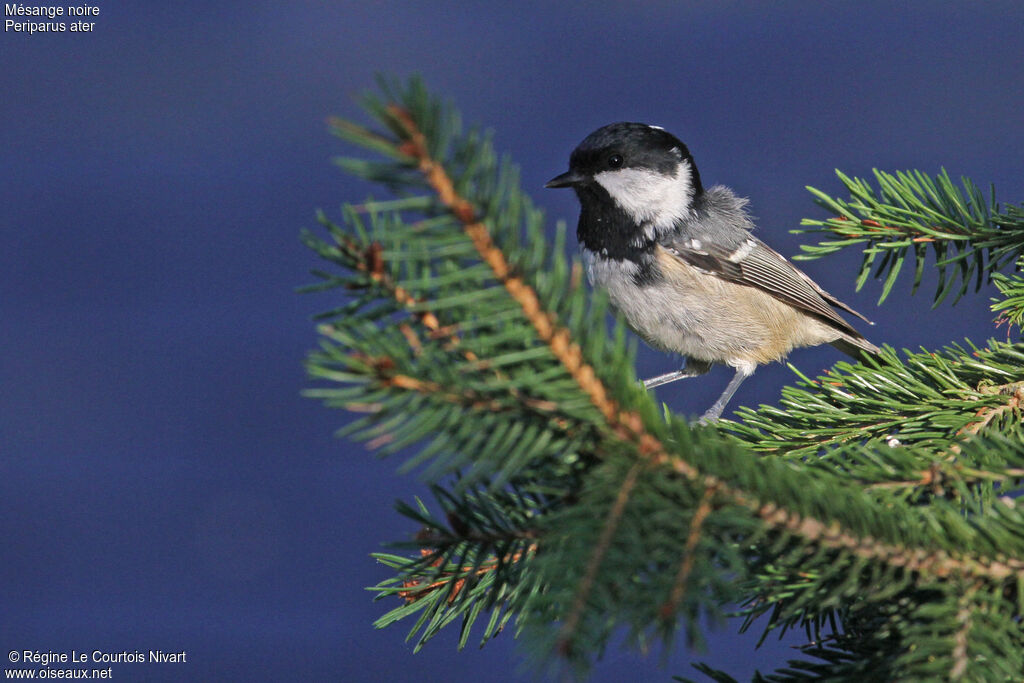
594, 161, 694, 233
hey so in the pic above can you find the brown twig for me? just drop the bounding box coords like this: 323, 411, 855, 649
557, 462, 643, 654
660, 484, 719, 620
831, 216, 945, 243
958, 383, 1024, 440
332, 233, 446, 342
950, 583, 980, 680
399, 543, 539, 604
352, 353, 559, 419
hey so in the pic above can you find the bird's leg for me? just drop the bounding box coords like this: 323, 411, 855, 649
642, 358, 712, 389
697, 365, 755, 424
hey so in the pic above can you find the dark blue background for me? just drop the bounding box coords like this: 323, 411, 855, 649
4, 3, 1023, 680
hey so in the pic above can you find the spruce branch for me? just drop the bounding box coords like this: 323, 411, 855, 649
374, 90, 1024, 573
727, 341, 1024, 460
360, 84, 1024, 587
303, 76, 1024, 678
795, 169, 1024, 307
991, 258, 1024, 332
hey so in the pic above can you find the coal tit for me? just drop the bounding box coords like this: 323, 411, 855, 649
546, 122, 878, 422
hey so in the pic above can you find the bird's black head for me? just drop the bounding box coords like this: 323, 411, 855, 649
546, 122, 704, 257
547, 122, 701, 190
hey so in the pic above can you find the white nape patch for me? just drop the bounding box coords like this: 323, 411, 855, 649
726, 239, 755, 262
594, 160, 695, 233
648, 124, 665, 131
688, 238, 703, 252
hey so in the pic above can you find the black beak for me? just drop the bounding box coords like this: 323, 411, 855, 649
544, 170, 585, 189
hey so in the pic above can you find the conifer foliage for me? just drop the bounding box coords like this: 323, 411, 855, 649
301, 77, 1024, 680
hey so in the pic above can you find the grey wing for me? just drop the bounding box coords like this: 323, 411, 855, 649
661, 234, 872, 335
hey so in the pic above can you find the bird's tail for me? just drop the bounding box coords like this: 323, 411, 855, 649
830, 334, 880, 361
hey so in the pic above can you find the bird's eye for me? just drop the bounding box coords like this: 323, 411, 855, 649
607, 154, 624, 169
